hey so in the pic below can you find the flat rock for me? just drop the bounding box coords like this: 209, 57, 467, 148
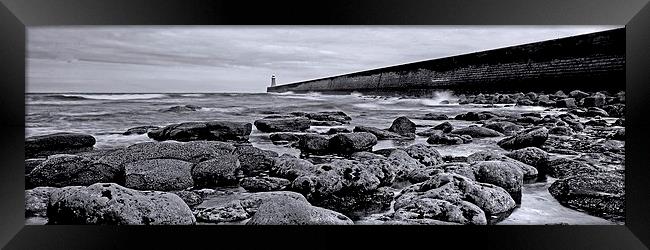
48, 183, 195, 225
25, 132, 96, 158
96, 141, 234, 168
27, 154, 122, 188
240, 176, 291, 192
354, 126, 406, 139
148, 121, 252, 142
504, 147, 549, 169
25, 187, 58, 217
233, 145, 279, 175
404, 144, 443, 167
451, 126, 504, 138
427, 133, 472, 145
254, 116, 311, 132
328, 132, 377, 154
247, 195, 353, 225
549, 171, 624, 221
193, 191, 307, 223
497, 127, 548, 150
483, 121, 523, 136
123, 125, 159, 135
124, 159, 193, 191
191, 154, 241, 187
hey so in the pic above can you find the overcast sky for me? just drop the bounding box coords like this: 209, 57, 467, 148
27, 26, 620, 93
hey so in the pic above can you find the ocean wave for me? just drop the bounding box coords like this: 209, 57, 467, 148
179, 93, 206, 97
51, 94, 169, 100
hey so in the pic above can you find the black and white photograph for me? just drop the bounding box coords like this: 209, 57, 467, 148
24, 26, 626, 226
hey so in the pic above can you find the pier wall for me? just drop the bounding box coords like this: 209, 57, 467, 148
267, 28, 625, 95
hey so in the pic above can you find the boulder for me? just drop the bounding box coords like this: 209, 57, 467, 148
171, 190, 203, 207
328, 132, 377, 154
25, 158, 46, 175
247, 196, 353, 225
325, 128, 352, 135
613, 118, 625, 127
310, 120, 342, 126
123, 125, 159, 135
467, 151, 538, 179
427, 133, 472, 145
193, 191, 307, 223
406, 163, 476, 184
610, 128, 625, 141
240, 176, 291, 192
455, 112, 496, 121
47, 183, 195, 225
602, 104, 625, 118
191, 154, 241, 187
581, 95, 606, 107
472, 161, 524, 203
25, 187, 57, 217
416, 128, 444, 137
269, 132, 301, 142
433, 121, 453, 133
404, 144, 443, 167
555, 98, 577, 109
543, 158, 597, 179
497, 127, 548, 150
160, 105, 201, 112
124, 159, 193, 191
549, 171, 624, 221
25, 132, 96, 158
299, 111, 352, 124
569, 90, 590, 99
420, 113, 449, 120
483, 121, 523, 136
28, 154, 123, 188
148, 121, 252, 142
254, 116, 311, 132
233, 145, 279, 175
388, 116, 416, 137
504, 147, 549, 169
296, 134, 331, 154
354, 126, 405, 139
451, 126, 504, 138
96, 141, 234, 168
549, 126, 573, 136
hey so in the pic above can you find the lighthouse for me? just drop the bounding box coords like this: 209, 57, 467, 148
270, 75, 276, 87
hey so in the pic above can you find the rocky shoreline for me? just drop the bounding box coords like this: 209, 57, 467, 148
25, 90, 625, 225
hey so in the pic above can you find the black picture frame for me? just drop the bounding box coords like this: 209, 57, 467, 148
1, 0, 649, 249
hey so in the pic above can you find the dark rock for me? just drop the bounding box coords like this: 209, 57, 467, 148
269, 132, 301, 142
325, 127, 352, 135
451, 126, 504, 138
585, 119, 608, 127
406, 163, 475, 184
581, 94, 606, 107
96, 141, 234, 168
569, 90, 590, 99
516, 116, 541, 124
498, 127, 548, 150
613, 118, 625, 127
467, 151, 538, 179
123, 125, 160, 135
350, 151, 386, 161
610, 128, 625, 141
124, 159, 193, 191
416, 128, 444, 137
296, 134, 331, 154
483, 121, 523, 136
328, 132, 377, 154
549, 126, 573, 136
160, 105, 201, 112
310, 120, 342, 126
25, 187, 57, 217
254, 116, 311, 132
556, 98, 577, 109
25, 132, 96, 158
48, 183, 195, 225
247, 195, 353, 225
420, 113, 449, 120
602, 104, 625, 118
28, 154, 122, 188
455, 112, 496, 121
354, 126, 405, 139
433, 121, 453, 133
427, 133, 472, 145
472, 161, 524, 203
171, 190, 203, 207
191, 154, 241, 187
241, 176, 291, 192
148, 121, 252, 142
25, 158, 46, 175
296, 111, 352, 124
549, 171, 624, 221
554, 90, 568, 98
388, 116, 416, 137
233, 145, 279, 175
404, 144, 443, 167
504, 147, 549, 169
193, 191, 307, 223
516, 98, 535, 106
543, 158, 597, 179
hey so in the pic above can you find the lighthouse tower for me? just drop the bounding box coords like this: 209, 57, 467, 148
270, 75, 276, 87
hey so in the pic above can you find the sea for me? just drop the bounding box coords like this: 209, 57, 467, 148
25, 92, 617, 225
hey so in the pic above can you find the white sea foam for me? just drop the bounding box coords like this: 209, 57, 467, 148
60, 94, 168, 100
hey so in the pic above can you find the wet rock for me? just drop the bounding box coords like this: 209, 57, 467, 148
296, 134, 330, 155
191, 154, 241, 187
497, 127, 548, 150
294, 111, 352, 124
504, 147, 549, 169
395, 173, 516, 224
28, 154, 123, 188
254, 116, 311, 132
193, 191, 307, 223
543, 158, 598, 179
585, 119, 608, 127
25, 158, 46, 175
25, 187, 57, 217
269, 132, 301, 142
602, 104, 625, 118
613, 118, 625, 127
310, 120, 342, 126
233, 145, 279, 175
171, 190, 203, 207
416, 128, 444, 137
516, 116, 541, 124
48, 183, 195, 225
454, 112, 496, 121
124, 159, 193, 191
388, 116, 416, 137
247, 195, 353, 225
240, 176, 291, 192
433, 121, 453, 133
555, 98, 577, 109
569, 90, 590, 99
581, 94, 606, 107
393, 197, 486, 225
467, 151, 537, 179
483, 121, 523, 136
328, 132, 377, 154
325, 127, 352, 135
406, 163, 475, 184
427, 133, 472, 145
25, 132, 96, 158
160, 105, 201, 112
123, 125, 159, 135
404, 144, 443, 167
451, 126, 503, 138
472, 161, 524, 203
97, 141, 234, 168
549, 126, 573, 136
549, 171, 624, 221
420, 113, 449, 120
270, 155, 320, 181
148, 121, 252, 142
610, 128, 625, 141
354, 126, 405, 139
350, 151, 386, 161
554, 90, 568, 98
